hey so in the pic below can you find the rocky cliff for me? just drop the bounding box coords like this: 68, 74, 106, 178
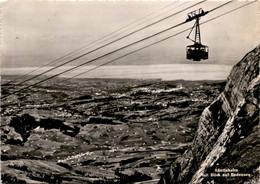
159, 45, 260, 184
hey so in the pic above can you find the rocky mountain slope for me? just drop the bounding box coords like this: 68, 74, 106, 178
159, 45, 260, 184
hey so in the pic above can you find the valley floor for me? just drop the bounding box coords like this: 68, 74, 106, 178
1, 77, 225, 183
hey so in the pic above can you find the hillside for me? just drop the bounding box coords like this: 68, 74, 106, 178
1, 78, 225, 183
159, 45, 260, 184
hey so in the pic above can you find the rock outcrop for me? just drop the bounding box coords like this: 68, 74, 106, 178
159, 45, 260, 184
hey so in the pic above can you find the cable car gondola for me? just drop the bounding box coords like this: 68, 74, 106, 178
187, 43, 208, 61
185, 8, 209, 61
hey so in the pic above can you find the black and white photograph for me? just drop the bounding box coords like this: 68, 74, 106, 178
1, 0, 259, 183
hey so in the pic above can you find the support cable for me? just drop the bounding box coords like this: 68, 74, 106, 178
2, 1, 195, 87
2, 1, 180, 86
61, 1, 256, 81
4, 1, 205, 88
3, 0, 254, 99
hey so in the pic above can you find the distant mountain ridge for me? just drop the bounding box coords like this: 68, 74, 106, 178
158, 45, 260, 184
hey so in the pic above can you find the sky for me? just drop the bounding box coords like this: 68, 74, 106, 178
0, 0, 259, 79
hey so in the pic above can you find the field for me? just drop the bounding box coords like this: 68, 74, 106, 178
1, 76, 225, 183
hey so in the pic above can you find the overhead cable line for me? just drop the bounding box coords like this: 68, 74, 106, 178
43, 0, 232, 78
2, 22, 186, 98
92, 1, 190, 47
209, 0, 233, 12
37, 2, 190, 78
65, 0, 232, 75
1, 1, 239, 99
1, 1, 181, 86
55, 2, 190, 76
4, 1, 205, 89
65, 1, 254, 81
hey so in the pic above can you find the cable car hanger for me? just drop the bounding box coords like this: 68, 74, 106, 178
186, 8, 209, 61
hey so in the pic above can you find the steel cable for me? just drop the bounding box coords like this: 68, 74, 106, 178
2, 0, 255, 99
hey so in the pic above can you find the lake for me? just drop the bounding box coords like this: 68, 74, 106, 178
1, 64, 232, 81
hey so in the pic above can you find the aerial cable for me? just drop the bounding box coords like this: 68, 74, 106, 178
95, 1, 190, 46
1, 0, 235, 99
56, 1, 189, 77
202, 1, 257, 24
36, 2, 190, 79
1, 1, 183, 86
47, 1, 232, 77
39, 2, 189, 77
62, 1, 255, 81
208, 0, 233, 13
2, 0, 245, 99
2, 21, 187, 98
3, 0, 206, 89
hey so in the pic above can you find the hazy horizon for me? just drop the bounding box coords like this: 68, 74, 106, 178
1, 64, 232, 81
